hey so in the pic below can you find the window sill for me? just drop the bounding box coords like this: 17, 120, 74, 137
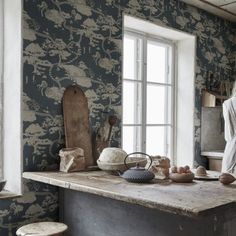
0, 190, 21, 199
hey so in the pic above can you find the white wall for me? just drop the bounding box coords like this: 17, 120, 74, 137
176, 38, 196, 168
3, 0, 22, 194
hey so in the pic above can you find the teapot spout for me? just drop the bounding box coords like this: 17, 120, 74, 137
116, 170, 124, 176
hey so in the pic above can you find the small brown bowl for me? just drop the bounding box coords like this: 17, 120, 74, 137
169, 173, 194, 183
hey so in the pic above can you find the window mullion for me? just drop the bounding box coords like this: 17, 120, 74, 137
142, 37, 147, 153
171, 43, 177, 164
123, 30, 175, 158
164, 47, 169, 156
133, 38, 139, 152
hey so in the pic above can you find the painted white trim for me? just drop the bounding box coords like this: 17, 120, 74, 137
3, 0, 22, 195
169, 43, 176, 164
142, 36, 147, 153
124, 78, 172, 87
0, 0, 3, 179
172, 44, 178, 166
176, 38, 196, 168
124, 15, 196, 40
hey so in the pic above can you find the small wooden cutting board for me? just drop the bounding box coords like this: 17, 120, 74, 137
63, 85, 94, 167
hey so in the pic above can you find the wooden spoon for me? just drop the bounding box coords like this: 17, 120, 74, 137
107, 116, 117, 145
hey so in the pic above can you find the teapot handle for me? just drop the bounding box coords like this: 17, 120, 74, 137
124, 152, 153, 170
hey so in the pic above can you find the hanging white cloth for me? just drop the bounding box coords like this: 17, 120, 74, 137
222, 97, 236, 177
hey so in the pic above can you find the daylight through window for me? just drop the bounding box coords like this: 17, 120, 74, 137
122, 30, 175, 158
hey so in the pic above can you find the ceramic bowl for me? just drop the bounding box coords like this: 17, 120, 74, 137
0, 180, 6, 192
169, 172, 194, 183
98, 148, 127, 163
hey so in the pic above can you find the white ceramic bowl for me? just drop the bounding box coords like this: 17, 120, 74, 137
98, 148, 127, 163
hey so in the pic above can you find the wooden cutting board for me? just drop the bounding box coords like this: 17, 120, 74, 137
63, 85, 94, 167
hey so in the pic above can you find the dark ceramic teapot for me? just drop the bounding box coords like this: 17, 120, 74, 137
121, 152, 154, 183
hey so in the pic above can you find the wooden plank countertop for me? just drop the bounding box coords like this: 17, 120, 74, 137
23, 171, 236, 218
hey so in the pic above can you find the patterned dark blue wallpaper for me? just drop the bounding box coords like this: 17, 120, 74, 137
0, 180, 58, 235
0, 0, 235, 235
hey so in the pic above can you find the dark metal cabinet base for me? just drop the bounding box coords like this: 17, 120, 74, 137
60, 189, 236, 236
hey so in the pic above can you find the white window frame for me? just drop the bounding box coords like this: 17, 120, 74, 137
123, 15, 196, 167
122, 29, 176, 158
2, 0, 22, 195
0, 0, 3, 179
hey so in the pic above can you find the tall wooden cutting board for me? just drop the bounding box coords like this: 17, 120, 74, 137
63, 85, 94, 167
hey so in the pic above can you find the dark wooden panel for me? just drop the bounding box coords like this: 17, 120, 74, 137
61, 189, 236, 236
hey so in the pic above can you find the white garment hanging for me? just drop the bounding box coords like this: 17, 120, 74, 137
222, 97, 236, 177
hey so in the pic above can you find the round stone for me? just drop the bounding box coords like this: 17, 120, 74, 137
16, 222, 68, 236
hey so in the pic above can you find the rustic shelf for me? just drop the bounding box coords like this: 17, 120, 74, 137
23, 171, 236, 218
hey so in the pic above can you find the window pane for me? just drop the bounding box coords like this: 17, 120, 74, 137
123, 81, 142, 124
122, 126, 142, 154
122, 32, 174, 160
123, 36, 135, 79
147, 85, 172, 124
146, 126, 171, 156
147, 41, 167, 84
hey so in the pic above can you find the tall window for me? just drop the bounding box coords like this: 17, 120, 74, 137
122, 31, 175, 158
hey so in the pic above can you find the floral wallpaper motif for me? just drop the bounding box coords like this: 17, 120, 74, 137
0, 180, 58, 236
0, 0, 235, 235
22, 0, 235, 171
230, 27, 236, 81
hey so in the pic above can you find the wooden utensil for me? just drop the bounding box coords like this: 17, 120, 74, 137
92, 115, 117, 161
63, 85, 94, 168
107, 115, 117, 146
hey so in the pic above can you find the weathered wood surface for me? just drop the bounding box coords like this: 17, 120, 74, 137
23, 171, 236, 217
63, 85, 94, 167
